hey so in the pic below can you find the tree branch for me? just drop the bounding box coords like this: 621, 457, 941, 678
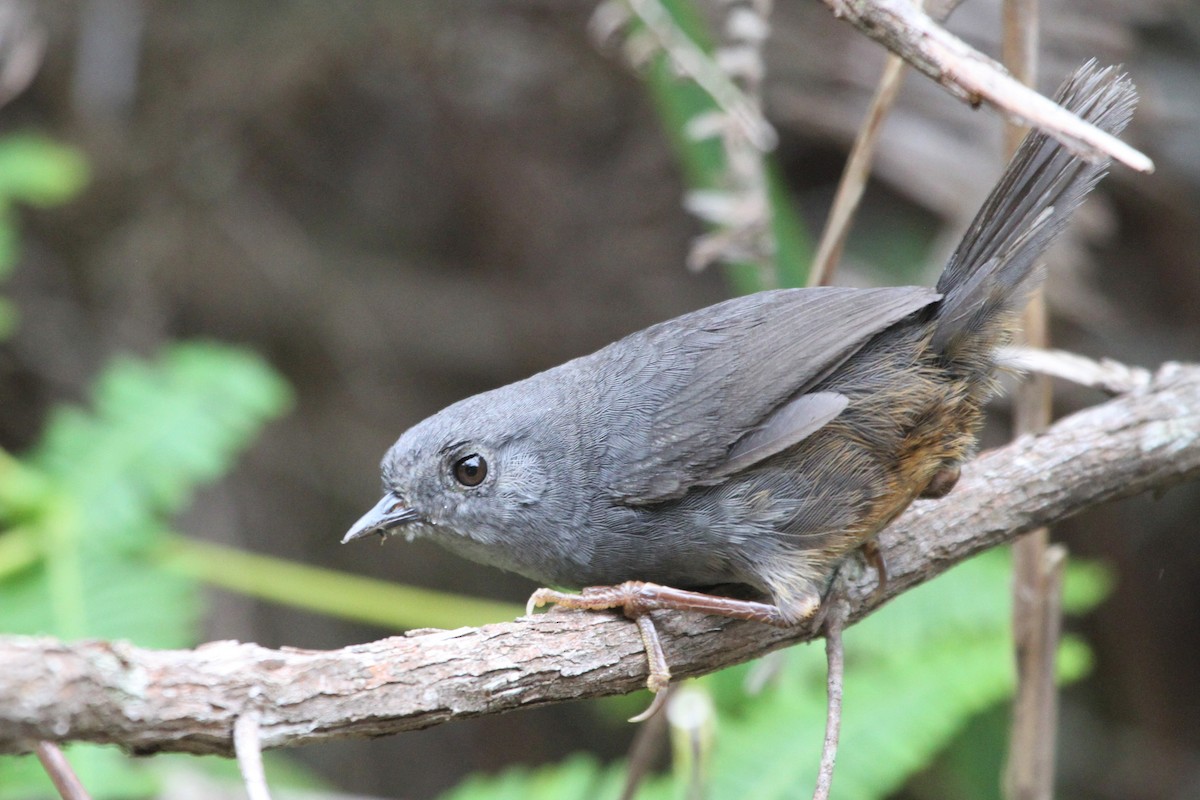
1, 362, 1198, 757
818, 0, 1154, 173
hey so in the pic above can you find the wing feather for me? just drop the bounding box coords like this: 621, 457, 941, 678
715, 391, 849, 478
587, 286, 940, 504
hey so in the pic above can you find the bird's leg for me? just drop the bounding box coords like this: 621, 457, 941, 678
857, 539, 889, 605
527, 581, 799, 721
851, 465, 959, 607
629, 615, 671, 723
527, 581, 795, 626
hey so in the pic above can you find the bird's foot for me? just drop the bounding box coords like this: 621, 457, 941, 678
857, 540, 889, 605
527, 581, 793, 721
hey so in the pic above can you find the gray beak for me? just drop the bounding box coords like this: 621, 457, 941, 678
342, 493, 422, 543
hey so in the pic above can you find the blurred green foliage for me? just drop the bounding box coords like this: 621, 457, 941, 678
161, 536, 523, 629
1, 344, 292, 641
0, 343, 292, 797
445, 754, 629, 800
0, 133, 88, 339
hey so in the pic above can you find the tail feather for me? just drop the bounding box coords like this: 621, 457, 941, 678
931, 62, 1138, 368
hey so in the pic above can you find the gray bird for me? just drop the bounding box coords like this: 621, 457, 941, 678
345, 63, 1135, 699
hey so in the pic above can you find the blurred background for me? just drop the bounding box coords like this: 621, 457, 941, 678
1, 1, 1198, 798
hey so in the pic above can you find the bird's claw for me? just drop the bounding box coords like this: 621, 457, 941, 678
526, 585, 674, 722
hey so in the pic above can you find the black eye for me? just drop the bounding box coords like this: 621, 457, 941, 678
452, 453, 487, 487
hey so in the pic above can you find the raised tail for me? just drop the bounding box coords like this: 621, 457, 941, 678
930, 62, 1138, 378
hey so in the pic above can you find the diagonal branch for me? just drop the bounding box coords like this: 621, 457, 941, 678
1, 362, 1198, 758
818, 0, 1154, 173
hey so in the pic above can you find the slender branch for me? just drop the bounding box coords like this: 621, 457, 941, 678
1001, 1, 1063, 796
619, 687, 670, 800
1, 363, 1198, 757
819, 0, 1154, 172
808, 52, 907, 286
997, 346, 1152, 394
34, 742, 91, 800
1006, 544, 1066, 800
812, 599, 848, 800
809, 0, 967, 286
234, 713, 272, 800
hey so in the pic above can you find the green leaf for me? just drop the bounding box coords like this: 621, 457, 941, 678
0, 343, 292, 644
1061, 558, 1114, 613
31, 342, 292, 554
0, 133, 89, 336
0, 134, 89, 207
0, 342, 294, 798
0, 544, 201, 646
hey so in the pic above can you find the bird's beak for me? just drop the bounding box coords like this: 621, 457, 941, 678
342, 493, 422, 543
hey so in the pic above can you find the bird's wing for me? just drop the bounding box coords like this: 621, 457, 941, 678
594, 286, 940, 505
714, 390, 849, 479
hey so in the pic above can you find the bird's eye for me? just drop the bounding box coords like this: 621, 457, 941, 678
452, 453, 488, 487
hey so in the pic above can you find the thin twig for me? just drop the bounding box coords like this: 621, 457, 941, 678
1006, 543, 1069, 800
996, 346, 1152, 394
233, 712, 272, 800
620, 687, 671, 800
34, 741, 91, 800
1001, 3, 1063, 797
812, 598, 848, 800
808, 53, 907, 286
809, 0, 967, 286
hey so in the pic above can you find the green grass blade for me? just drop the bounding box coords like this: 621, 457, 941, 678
159, 536, 523, 630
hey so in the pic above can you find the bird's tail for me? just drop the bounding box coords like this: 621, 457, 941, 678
930, 62, 1137, 381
